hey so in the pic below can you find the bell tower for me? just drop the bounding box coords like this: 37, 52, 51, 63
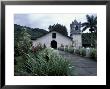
70, 20, 82, 48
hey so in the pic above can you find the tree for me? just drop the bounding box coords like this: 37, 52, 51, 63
48, 23, 68, 36
82, 33, 97, 47
82, 15, 97, 48
14, 28, 32, 56
82, 15, 97, 33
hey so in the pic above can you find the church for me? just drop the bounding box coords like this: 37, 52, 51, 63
32, 20, 82, 49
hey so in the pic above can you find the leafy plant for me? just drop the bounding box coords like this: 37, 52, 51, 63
74, 49, 80, 55
68, 47, 74, 53
15, 48, 73, 76
15, 29, 32, 56
82, 33, 97, 48
82, 15, 97, 33
90, 48, 97, 60
80, 48, 86, 56
58, 47, 64, 51
31, 43, 44, 53
64, 47, 68, 52
14, 29, 32, 66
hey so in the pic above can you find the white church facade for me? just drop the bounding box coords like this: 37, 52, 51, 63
32, 20, 82, 49
33, 31, 72, 49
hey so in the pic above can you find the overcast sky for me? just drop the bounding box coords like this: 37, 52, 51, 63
14, 13, 96, 36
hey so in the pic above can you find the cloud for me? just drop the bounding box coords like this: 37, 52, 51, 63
14, 13, 97, 35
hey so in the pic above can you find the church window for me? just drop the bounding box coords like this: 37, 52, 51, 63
52, 33, 56, 38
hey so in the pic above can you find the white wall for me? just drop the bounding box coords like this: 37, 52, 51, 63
32, 31, 72, 48
72, 34, 82, 48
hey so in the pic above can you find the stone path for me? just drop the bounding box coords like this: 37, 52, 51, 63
57, 50, 97, 76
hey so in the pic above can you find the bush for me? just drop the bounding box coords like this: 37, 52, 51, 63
15, 48, 73, 76
90, 48, 97, 60
74, 48, 86, 56
32, 43, 44, 53
14, 29, 32, 56
59, 46, 74, 54
64, 47, 68, 52
68, 47, 74, 53
80, 48, 86, 56
74, 49, 80, 55
58, 47, 64, 51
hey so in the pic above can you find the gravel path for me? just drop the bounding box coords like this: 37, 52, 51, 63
57, 50, 97, 76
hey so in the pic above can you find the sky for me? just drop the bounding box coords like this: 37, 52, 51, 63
14, 13, 96, 36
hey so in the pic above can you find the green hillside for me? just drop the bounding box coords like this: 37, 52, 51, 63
14, 24, 48, 40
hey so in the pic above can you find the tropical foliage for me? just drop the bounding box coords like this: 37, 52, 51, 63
82, 15, 97, 33
82, 33, 97, 47
48, 23, 68, 36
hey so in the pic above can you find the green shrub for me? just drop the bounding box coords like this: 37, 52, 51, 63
32, 43, 44, 53
59, 46, 74, 54
68, 47, 74, 53
90, 48, 97, 60
64, 47, 68, 52
74, 48, 86, 56
58, 47, 64, 51
75, 49, 80, 55
14, 29, 32, 56
80, 48, 86, 56
15, 48, 73, 76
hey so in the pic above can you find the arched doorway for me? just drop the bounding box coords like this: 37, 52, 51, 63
51, 40, 57, 49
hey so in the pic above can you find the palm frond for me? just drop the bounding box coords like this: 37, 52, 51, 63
82, 26, 89, 32
81, 22, 89, 27
86, 15, 92, 24
82, 14, 97, 33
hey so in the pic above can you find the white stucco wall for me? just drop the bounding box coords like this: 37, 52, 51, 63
32, 31, 72, 48
72, 34, 82, 48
